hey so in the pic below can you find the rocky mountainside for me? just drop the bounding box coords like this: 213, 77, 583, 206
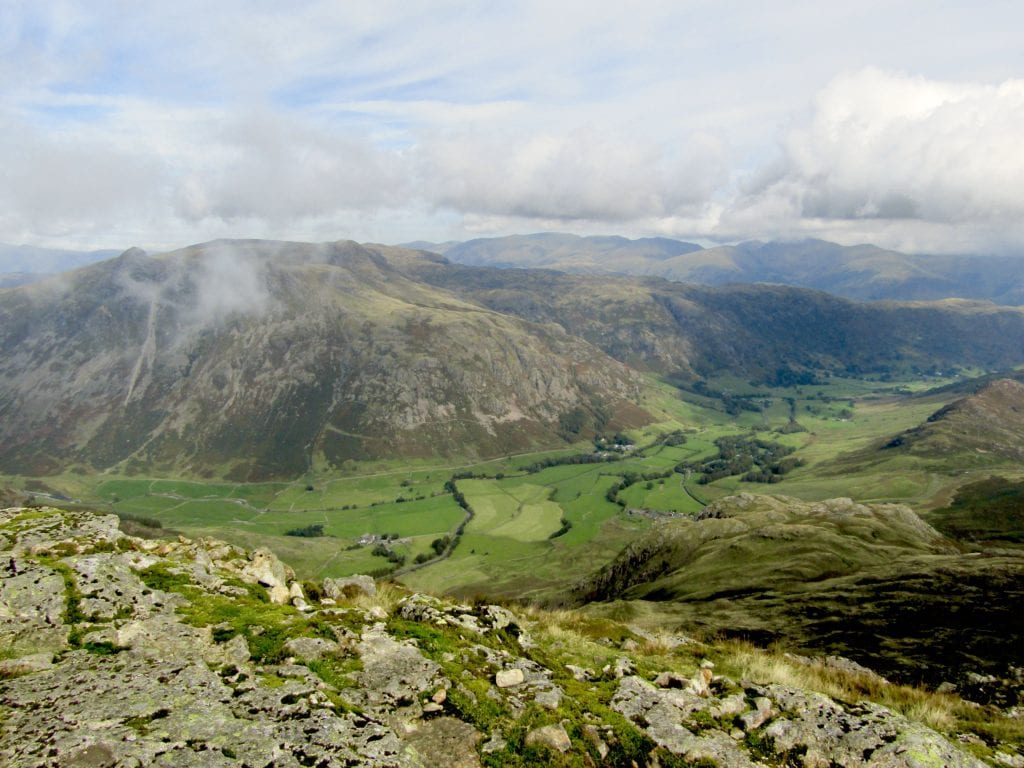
570, 494, 1024, 689
2, 505, 1018, 767
4, 238, 1024, 479
400, 253, 1024, 378
0, 241, 645, 479
439, 235, 1024, 305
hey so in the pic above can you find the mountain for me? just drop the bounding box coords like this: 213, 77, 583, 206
655, 239, 1024, 304
571, 493, 1024, 687
883, 379, 1024, 463
442, 232, 703, 273
0, 241, 645, 479
5, 238, 1024, 480
0, 242, 119, 275
928, 476, 1024, 545
0, 273, 41, 288
0, 504, 1011, 767
400, 256, 1024, 379
440, 235, 1024, 305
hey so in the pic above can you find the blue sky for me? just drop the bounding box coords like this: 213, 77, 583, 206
2, 1, 1023, 253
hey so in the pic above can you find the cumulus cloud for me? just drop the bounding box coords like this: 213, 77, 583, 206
5, 4, 1024, 253
416, 128, 727, 223
0, 115, 165, 240
725, 69, 1024, 251
172, 110, 408, 224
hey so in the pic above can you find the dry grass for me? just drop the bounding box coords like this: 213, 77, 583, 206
721, 641, 964, 733
636, 629, 688, 656
348, 580, 409, 614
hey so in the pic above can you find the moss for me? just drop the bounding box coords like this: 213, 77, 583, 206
305, 656, 362, 690
137, 562, 193, 592
123, 708, 169, 734
34, 558, 88, 638
81, 640, 126, 655
175, 588, 300, 662
447, 678, 507, 732
259, 673, 287, 689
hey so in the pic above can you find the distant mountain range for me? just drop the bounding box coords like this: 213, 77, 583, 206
3, 239, 1024, 479
414, 234, 1024, 305
7, 235, 1024, 304
0, 242, 119, 280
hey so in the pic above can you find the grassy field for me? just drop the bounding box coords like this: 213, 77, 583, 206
6, 370, 1013, 592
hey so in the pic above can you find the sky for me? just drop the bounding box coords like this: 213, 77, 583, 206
2, 1, 1023, 254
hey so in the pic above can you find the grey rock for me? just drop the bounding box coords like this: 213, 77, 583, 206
582, 724, 609, 759
351, 623, 443, 708
688, 665, 713, 696
400, 716, 481, 767
237, 547, 291, 590
710, 691, 747, 719
0, 652, 53, 677
69, 552, 166, 621
524, 723, 571, 753
283, 636, 339, 661
534, 688, 562, 710
605, 656, 635, 679
323, 575, 377, 600
654, 671, 688, 688
0, 560, 69, 655
481, 728, 507, 753
495, 668, 525, 688
761, 684, 987, 768
995, 752, 1024, 768
268, 584, 290, 604
565, 663, 594, 681
739, 696, 772, 731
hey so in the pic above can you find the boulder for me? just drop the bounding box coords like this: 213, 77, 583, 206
524, 723, 571, 753
495, 668, 525, 688
323, 575, 376, 600
534, 689, 562, 710
238, 548, 290, 589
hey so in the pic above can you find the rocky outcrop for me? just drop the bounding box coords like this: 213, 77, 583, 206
0, 507, 1014, 767
610, 674, 988, 768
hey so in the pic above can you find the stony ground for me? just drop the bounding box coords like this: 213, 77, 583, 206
0, 506, 1016, 767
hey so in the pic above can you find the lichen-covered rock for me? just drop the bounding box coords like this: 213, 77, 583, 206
349, 623, 443, 708
495, 668, 524, 688
525, 723, 571, 753
0, 558, 69, 655
237, 546, 292, 589
400, 717, 482, 767
760, 683, 987, 768
284, 636, 339, 661
0, 508, 1006, 768
323, 574, 376, 600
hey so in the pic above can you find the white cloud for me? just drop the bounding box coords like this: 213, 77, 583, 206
416, 127, 726, 223
172, 109, 408, 223
724, 69, 1024, 252
3, 4, 1024, 253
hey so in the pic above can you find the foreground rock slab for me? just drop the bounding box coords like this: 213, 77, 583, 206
0, 507, 1011, 768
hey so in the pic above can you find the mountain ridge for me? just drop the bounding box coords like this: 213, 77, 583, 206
5, 238, 1024, 479
439, 235, 1024, 305
0, 240, 646, 479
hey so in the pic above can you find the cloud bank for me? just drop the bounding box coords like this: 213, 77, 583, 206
2, 4, 1024, 254
728, 69, 1024, 253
